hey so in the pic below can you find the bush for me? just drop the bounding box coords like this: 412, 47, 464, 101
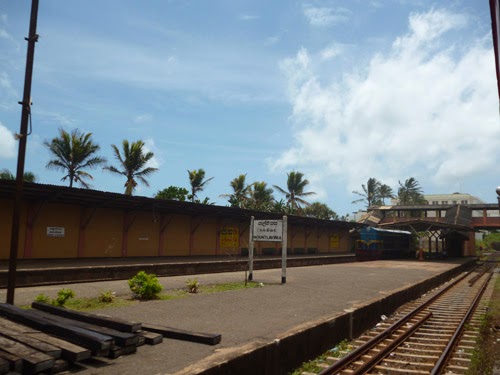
34, 293, 51, 304
186, 279, 199, 294
98, 290, 116, 303
54, 288, 75, 306
128, 271, 163, 300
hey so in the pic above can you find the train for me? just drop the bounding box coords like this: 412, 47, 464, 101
354, 226, 415, 261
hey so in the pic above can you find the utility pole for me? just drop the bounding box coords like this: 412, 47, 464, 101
6, 0, 39, 304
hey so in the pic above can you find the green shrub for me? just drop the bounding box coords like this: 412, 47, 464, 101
186, 279, 199, 294
128, 271, 163, 300
53, 288, 75, 306
34, 293, 51, 304
98, 290, 116, 303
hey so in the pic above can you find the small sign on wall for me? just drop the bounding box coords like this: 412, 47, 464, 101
329, 234, 340, 249
47, 226, 65, 237
220, 227, 239, 248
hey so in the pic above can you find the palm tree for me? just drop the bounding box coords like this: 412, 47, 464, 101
273, 171, 316, 213
44, 128, 105, 188
397, 177, 425, 205
187, 168, 214, 203
104, 140, 157, 195
352, 178, 381, 208
220, 174, 251, 208
378, 184, 394, 205
248, 181, 274, 211
0, 168, 37, 182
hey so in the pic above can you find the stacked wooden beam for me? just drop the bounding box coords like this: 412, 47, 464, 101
0, 302, 221, 374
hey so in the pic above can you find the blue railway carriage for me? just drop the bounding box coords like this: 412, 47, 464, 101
355, 227, 414, 261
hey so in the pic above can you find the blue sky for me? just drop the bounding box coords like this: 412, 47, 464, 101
0, 0, 499, 217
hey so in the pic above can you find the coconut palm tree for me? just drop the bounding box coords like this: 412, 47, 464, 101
220, 174, 251, 208
352, 178, 381, 208
273, 171, 315, 213
0, 168, 37, 182
248, 181, 274, 211
397, 177, 425, 205
44, 128, 105, 188
187, 168, 214, 203
104, 140, 157, 195
378, 184, 394, 205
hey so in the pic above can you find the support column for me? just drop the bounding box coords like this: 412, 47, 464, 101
23, 201, 42, 258
122, 212, 136, 257
157, 214, 173, 256
77, 207, 96, 258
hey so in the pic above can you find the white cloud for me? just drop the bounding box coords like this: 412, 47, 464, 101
143, 138, 162, 169
320, 44, 342, 61
0, 122, 16, 158
303, 5, 351, 27
134, 114, 153, 124
239, 14, 259, 21
275, 8, 500, 197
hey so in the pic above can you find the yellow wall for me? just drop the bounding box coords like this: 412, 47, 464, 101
30, 203, 79, 258
84, 208, 123, 257
126, 212, 160, 257
163, 214, 190, 256
0, 197, 355, 259
0, 198, 13, 259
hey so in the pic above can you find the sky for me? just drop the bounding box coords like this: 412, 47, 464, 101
0, 0, 499, 218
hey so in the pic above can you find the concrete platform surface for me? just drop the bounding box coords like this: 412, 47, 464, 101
0, 259, 472, 374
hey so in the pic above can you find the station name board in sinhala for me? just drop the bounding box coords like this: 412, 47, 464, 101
253, 220, 283, 242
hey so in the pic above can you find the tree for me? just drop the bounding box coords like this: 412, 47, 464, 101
0, 168, 37, 182
273, 171, 316, 213
248, 181, 274, 211
104, 140, 157, 195
397, 177, 426, 205
220, 174, 251, 208
303, 202, 339, 220
187, 168, 213, 203
352, 178, 381, 208
155, 186, 189, 201
44, 128, 105, 188
378, 184, 394, 205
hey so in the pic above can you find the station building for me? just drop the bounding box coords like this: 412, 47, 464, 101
0, 181, 361, 260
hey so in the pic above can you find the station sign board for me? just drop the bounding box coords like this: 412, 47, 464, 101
252, 220, 282, 242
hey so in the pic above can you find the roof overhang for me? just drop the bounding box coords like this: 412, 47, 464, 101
377, 219, 475, 233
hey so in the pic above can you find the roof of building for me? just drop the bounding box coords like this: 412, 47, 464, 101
0, 180, 363, 230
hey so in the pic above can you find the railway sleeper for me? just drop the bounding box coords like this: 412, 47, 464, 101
372, 363, 430, 374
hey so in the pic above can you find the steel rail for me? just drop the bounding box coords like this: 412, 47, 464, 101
352, 311, 432, 374
430, 271, 493, 375
318, 271, 470, 375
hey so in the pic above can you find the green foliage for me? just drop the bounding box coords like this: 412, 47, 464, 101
481, 231, 500, 251
44, 128, 105, 188
303, 202, 338, 220
273, 171, 316, 212
128, 271, 163, 299
54, 288, 76, 306
0, 169, 37, 182
34, 289, 75, 306
104, 139, 158, 195
98, 290, 116, 303
187, 168, 214, 203
34, 293, 51, 304
155, 186, 189, 201
186, 279, 200, 294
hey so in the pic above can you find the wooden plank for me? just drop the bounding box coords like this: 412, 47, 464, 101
0, 336, 54, 374
108, 345, 137, 359
141, 323, 221, 345
137, 330, 163, 345
52, 359, 69, 374
31, 311, 138, 347
0, 317, 91, 363
0, 319, 61, 358
0, 304, 112, 353
0, 349, 22, 373
0, 357, 9, 374
31, 302, 141, 332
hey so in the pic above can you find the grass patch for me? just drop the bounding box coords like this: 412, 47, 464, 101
289, 339, 351, 375
63, 296, 136, 311
199, 281, 262, 293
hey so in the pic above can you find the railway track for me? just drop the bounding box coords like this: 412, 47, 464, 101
300, 264, 498, 375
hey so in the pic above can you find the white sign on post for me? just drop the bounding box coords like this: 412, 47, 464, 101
252, 220, 283, 242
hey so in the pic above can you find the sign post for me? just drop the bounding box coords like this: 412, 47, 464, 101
249, 217, 287, 284
248, 216, 254, 281
281, 216, 287, 284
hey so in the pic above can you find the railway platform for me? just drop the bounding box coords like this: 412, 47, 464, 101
0, 258, 477, 374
